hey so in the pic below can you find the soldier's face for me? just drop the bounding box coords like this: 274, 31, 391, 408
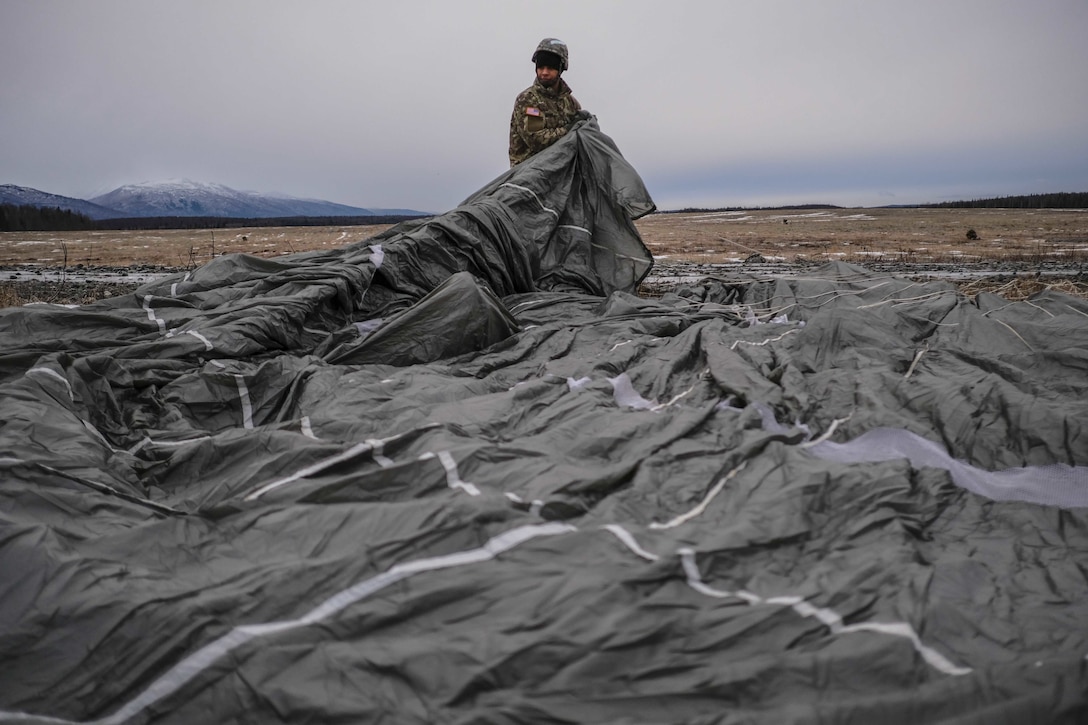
536, 64, 560, 87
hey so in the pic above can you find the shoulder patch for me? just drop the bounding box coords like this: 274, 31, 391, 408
525, 107, 541, 116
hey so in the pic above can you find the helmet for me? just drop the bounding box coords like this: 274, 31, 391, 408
532, 38, 569, 71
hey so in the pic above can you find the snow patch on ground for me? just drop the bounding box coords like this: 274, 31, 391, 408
689, 210, 877, 224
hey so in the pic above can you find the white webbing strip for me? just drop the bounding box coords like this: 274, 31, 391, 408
365, 438, 394, 467
141, 295, 166, 334
27, 367, 74, 401
678, 548, 972, 676
729, 327, 801, 350
421, 450, 481, 496
243, 441, 375, 501
650, 462, 748, 530
233, 375, 254, 429
184, 330, 213, 351
601, 524, 660, 561
169, 272, 193, 298
499, 183, 559, 218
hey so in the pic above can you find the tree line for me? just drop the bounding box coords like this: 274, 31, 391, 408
922, 192, 1088, 209
0, 204, 427, 233
0, 204, 98, 231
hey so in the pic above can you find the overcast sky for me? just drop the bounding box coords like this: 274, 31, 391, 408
3, 0, 1087, 213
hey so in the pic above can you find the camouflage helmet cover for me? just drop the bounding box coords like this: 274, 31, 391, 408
532, 37, 569, 70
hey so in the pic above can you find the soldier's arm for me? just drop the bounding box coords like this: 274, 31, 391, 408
509, 100, 530, 166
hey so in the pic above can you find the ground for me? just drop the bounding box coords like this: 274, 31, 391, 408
2, 208, 1086, 306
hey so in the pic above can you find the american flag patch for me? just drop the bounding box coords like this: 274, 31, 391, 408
526, 107, 541, 116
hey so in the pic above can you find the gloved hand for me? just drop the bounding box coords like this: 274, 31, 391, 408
573, 109, 593, 122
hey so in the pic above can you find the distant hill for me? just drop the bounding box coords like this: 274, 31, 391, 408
366, 207, 433, 216
88, 179, 390, 218
0, 184, 122, 220
2, 180, 430, 221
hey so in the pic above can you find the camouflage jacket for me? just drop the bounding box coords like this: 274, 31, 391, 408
508, 78, 582, 167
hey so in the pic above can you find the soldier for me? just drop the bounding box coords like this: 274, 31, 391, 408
508, 38, 589, 167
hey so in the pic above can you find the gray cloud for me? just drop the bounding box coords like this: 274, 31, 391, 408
3, 0, 1086, 212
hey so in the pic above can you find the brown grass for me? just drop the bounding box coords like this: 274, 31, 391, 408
2, 209, 1085, 269
954, 276, 1088, 301
0, 281, 135, 308
0, 224, 396, 269
636, 207, 1088, 266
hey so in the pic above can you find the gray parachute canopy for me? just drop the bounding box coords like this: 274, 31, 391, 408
2, 119, 1088, 724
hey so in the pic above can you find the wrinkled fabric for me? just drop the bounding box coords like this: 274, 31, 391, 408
1, 125, 1088, 723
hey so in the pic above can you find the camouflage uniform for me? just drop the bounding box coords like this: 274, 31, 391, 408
508, 79, 582, 167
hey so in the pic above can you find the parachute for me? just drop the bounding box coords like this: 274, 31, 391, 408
1, 119, 1087, 724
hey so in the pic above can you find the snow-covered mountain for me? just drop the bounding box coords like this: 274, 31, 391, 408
0, 184, 123, 220
3, 180, 429, 220
88, 179, 385, 218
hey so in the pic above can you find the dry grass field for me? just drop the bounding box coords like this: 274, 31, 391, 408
637, 207, 1088, 266
1, 207, 1086, 306
0, 224, 397, 270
